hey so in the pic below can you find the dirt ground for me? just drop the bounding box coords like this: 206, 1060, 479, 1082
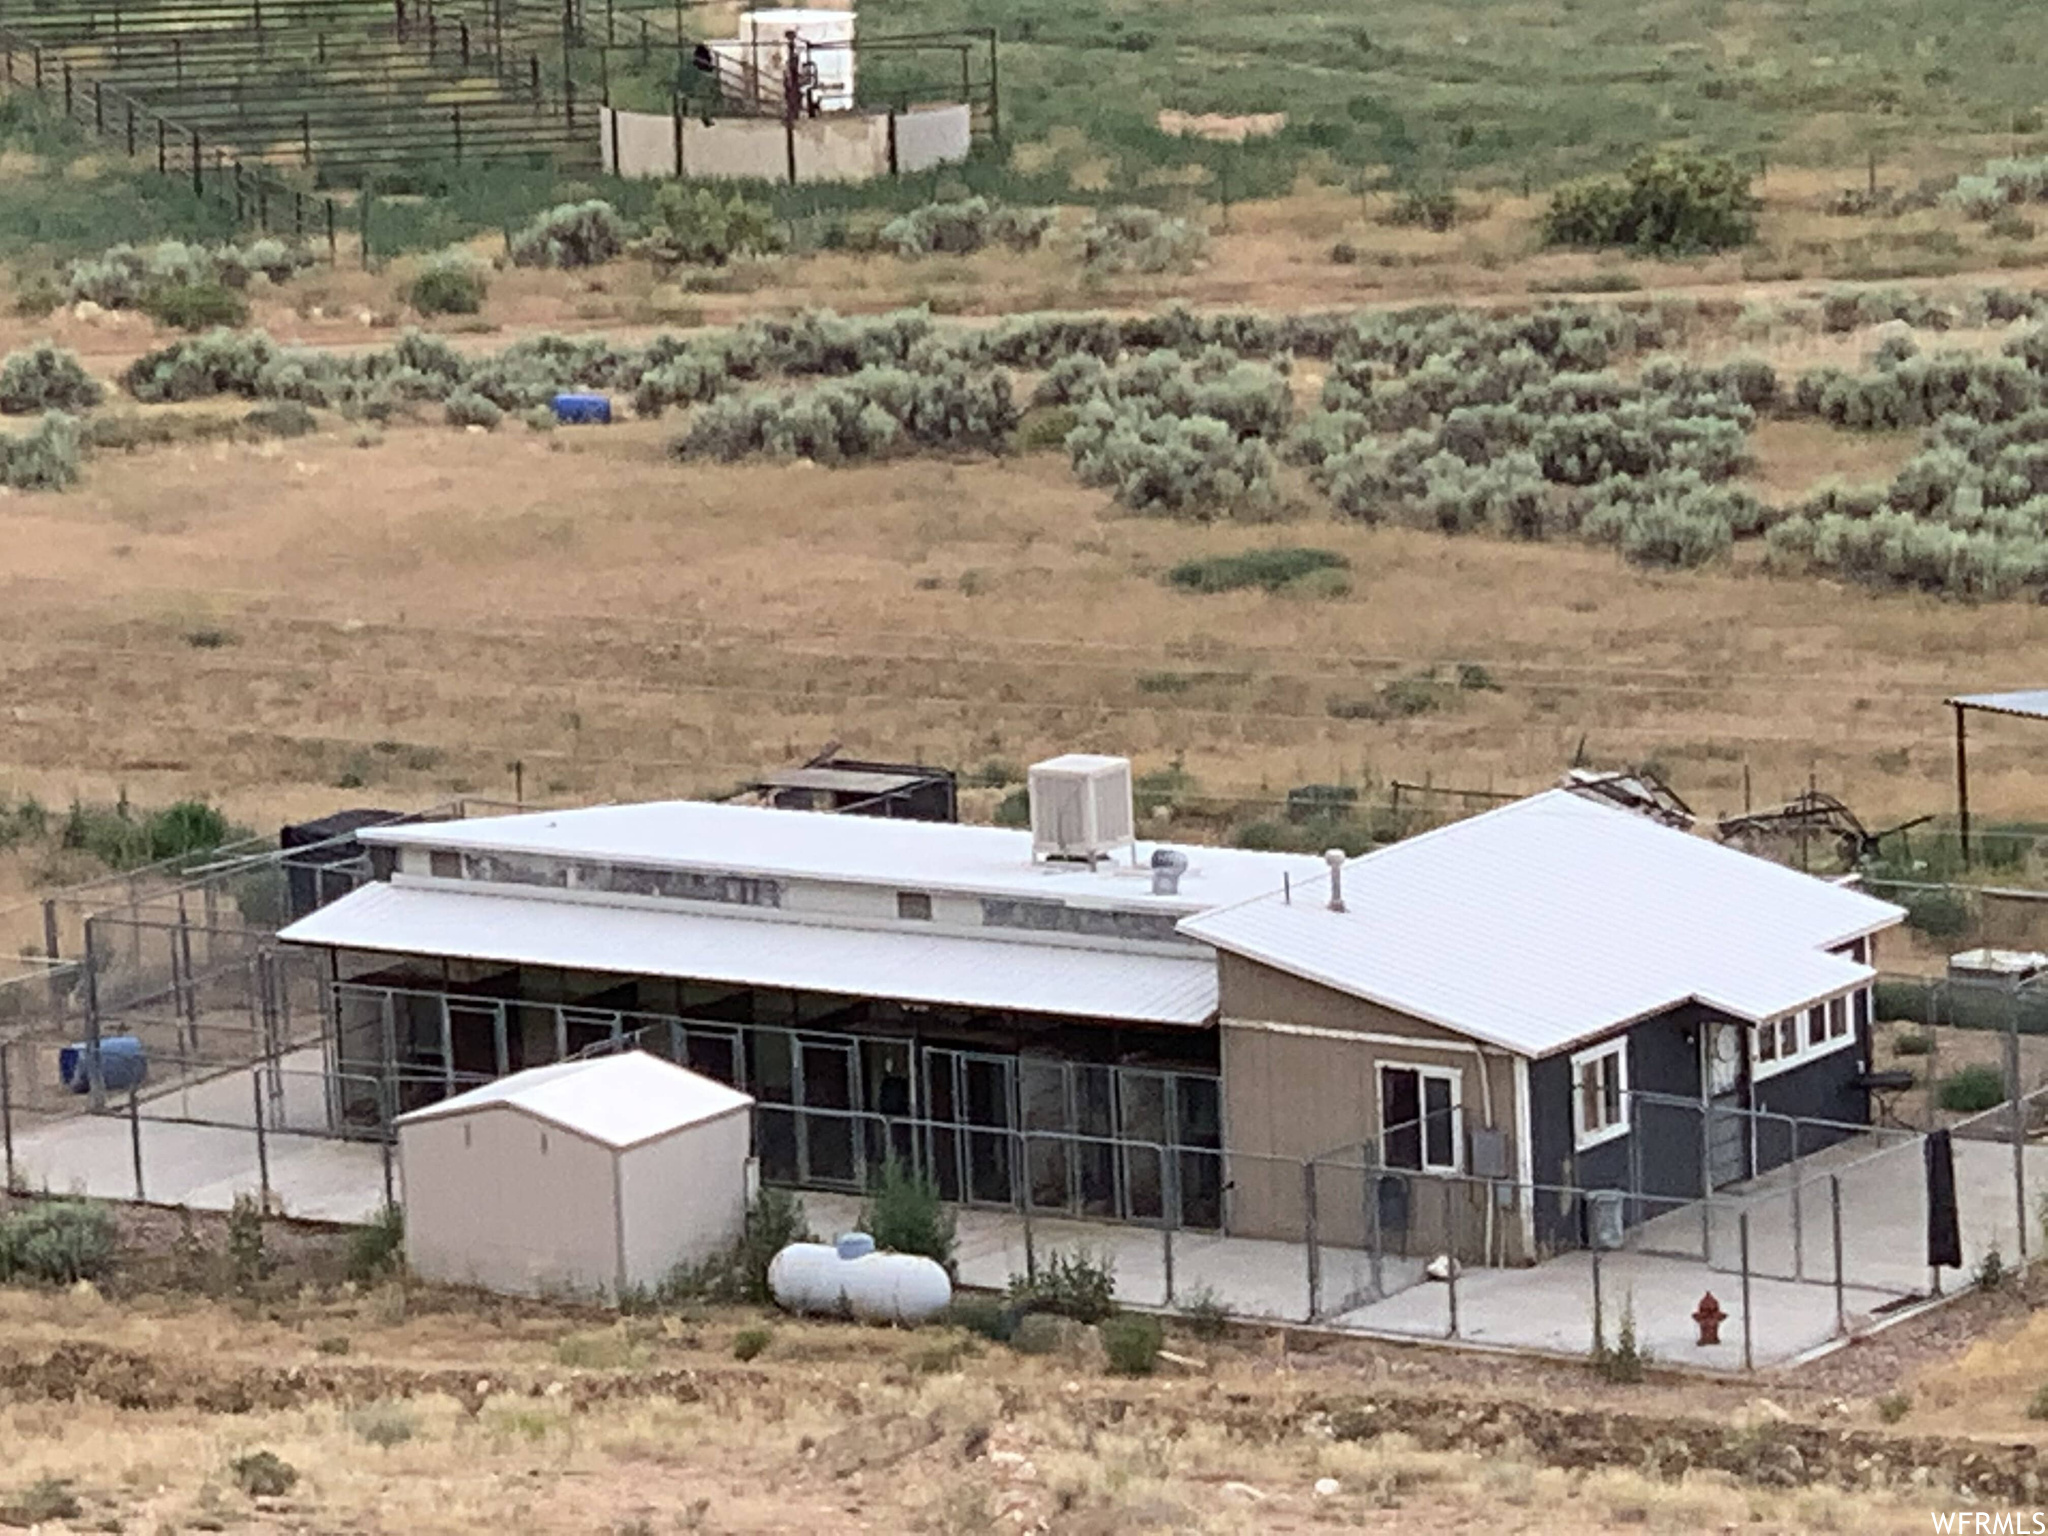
0, 1202, 2046, 1534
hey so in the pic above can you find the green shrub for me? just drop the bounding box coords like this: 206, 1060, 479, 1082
444, 390, 504, 430
0, 342, 101, 414
346, 1203, 405, 1282
0, 1200, 116, 1283
227, 1193, 270, 1293
1065, 399, 1277, 519
123, 327, 278, 403
245, 400, 317, 438
945, 1295, 1019, 1343
1013, 404, 1080, 451
229, 1450, 298, 1498
0, 410, 82, 491
1078, 206, 1208, 274
1101, 1313, 1164, 1376
1903, 887, 1972, 938
1008, 1247, 1116, 1324
0, 1477, 79, 1526
1179, 1286, 1228, 1340
405, 249, 490, 315
732, 1325, 773, 1361
880, 197, 1055, 258
65, 239, 312, 309
658, 1187, 813, 1305
509, 200, 628, 269
1544, 152, 1759, 255
1977, 1246, 2007, 1291
143, 279, 250, 331
637, 185, 781, 267
859, 1159, 957, 1268
2028, 1384, 2048, 1421
1876, 1391, 1911, 1424
676, 365, 1018, 464
1893, 1030, 1935, 1057
352, 1402, 417, 1448
1386, 187, 1457, 232
1166, 547, 1349, 593
1590, 1291, 1648, 1383
1939, 1063, 2008, 1113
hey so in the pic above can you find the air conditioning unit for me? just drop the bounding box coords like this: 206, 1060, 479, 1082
1028, 755, 1135, 862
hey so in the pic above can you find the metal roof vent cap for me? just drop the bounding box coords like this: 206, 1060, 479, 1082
1150, 848, 1190, 896
1325, 848, 1347, 913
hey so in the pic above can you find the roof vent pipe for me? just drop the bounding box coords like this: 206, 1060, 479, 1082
1324, 848, 1347, 913
1150, 847, 1189, 896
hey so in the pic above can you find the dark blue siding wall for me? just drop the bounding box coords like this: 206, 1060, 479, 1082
1526, 1008, 1871, 1253
1529, 1006, 1706, 1251
1751, 1033, 1868, 1167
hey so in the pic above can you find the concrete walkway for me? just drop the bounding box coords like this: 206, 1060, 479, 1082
6, 1044, 394, 1223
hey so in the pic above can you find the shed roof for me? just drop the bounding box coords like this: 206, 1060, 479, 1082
394, 1050, 753, 1150
754, 766, 933, 795
1948, 690, 2048, 721
360, 799, 1323, 912
1180, 790, 1902, 1058
281, 880, 1220, 1026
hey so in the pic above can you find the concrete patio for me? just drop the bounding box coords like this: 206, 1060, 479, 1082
11, 1056, 2043, 1371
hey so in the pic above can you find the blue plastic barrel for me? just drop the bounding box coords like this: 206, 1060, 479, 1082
551, 392, 613, 425
59, 1036, 148, 1094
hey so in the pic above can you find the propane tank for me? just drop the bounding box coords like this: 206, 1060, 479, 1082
767, 1232, 952, 1325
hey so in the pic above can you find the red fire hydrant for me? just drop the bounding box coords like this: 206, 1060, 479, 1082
1693, 1291, 1727, 1347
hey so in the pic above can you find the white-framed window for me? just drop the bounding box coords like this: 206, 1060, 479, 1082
1755, 994, 1860, 1078
1379, 1063, 1461, 1173
1571, 1039, 1630, 1151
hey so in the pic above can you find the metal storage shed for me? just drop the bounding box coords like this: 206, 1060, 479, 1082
394, 1051, 754, 1300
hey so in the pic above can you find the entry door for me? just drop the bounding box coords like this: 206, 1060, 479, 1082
1705, 1021, 1749, 1188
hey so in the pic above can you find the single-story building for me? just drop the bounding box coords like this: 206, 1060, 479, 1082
281, 759, 1903, 1266
395, 1051, 754, 1299
1183, 789, 1903, 1258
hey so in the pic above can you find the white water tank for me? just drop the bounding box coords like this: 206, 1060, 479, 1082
739, 9, 858, 113
1028, 754, 1135, 862
768, 1233, 952, 1324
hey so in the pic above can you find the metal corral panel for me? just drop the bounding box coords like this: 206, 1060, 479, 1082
283, 882, 1221, 1026
1184, 790, 1903, 1057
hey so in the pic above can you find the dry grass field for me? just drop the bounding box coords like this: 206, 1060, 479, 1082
0, 1202, 2040, 1536
0, 394, 2041, 850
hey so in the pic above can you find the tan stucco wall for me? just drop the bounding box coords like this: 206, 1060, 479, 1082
1218, 955, 1526, 1264
616, 1108, 751, 1290
400, 1105, 621, 1300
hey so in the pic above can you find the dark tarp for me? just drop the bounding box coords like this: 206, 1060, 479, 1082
1925, 1128, 1963, 1270
280, 809, 403, 923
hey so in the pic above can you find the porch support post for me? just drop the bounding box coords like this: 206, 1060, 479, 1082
1955, 703, 1972, 868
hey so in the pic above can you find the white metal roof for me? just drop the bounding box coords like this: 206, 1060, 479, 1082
281, 881, 1221, 1026
1949, 690, 2048, 721
365, 800, 1324, 912
1180, 790, 1903, 1057
393, 1050, 754, 1150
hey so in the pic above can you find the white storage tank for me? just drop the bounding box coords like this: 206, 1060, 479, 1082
739, 8, 858, 114
768, 1232, 952, 1324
